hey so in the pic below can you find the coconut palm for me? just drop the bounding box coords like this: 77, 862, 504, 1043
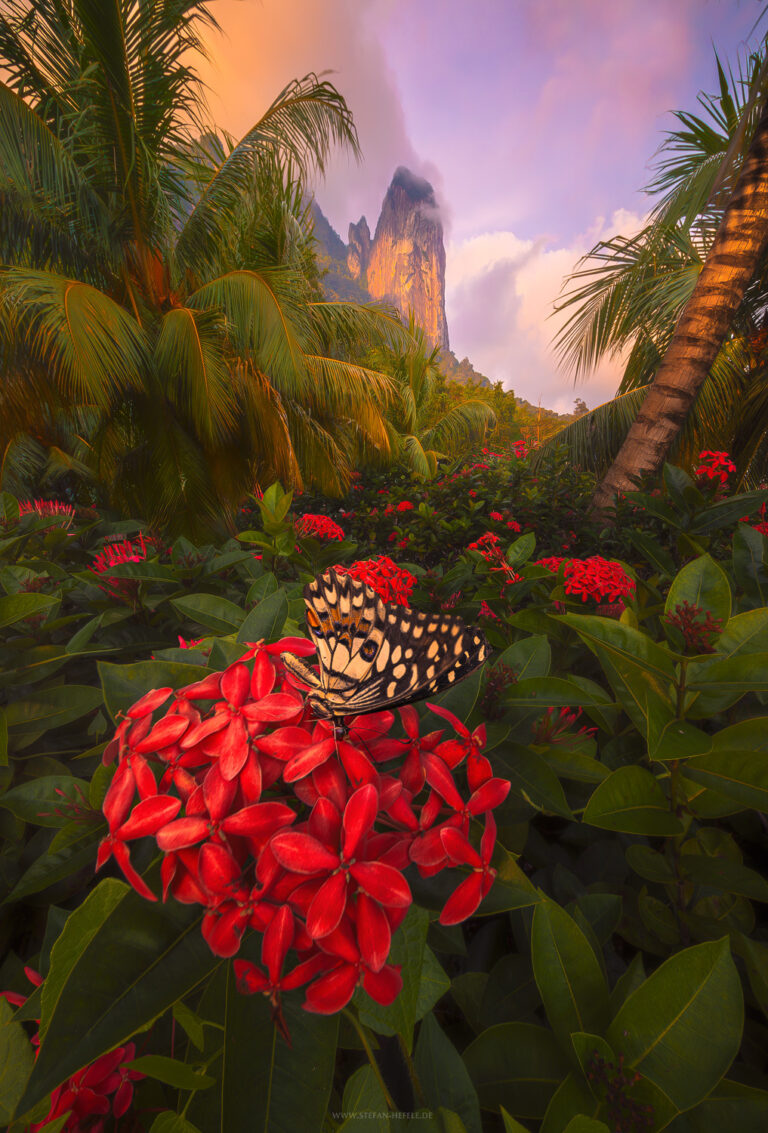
546, 48, 768, 500
0, 0, 407, 535
364, 314, 496, 478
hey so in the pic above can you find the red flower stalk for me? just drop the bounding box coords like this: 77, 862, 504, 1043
19, 498, 76, 529
695, 450, 736, 484
89, 533, 157, 602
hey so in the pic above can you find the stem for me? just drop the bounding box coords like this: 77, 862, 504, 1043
397, 1033, 427, 1109
342, 1009, 395, 1111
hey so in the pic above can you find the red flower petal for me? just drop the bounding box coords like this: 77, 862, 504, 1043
199, 841, 242, 893
356, 893, 391, 972
117, 795, 181, 841
157, 816, 209, 851
304, 964, 358, 1014
221, 801, 295, 841
203, 762, 238, 822
468, 777, 511, 814
440, 826, 482, 868
127, 687, 173, 719
307, 871, 348, 939
216, 715, 249, 781
426, 702, 469, 738
221, 662, 251, 708
342, 783, 378, 860
269, 637, 317, 657
262, 904, 294, 984
239, 749, 263, 803
481, 811, 497, 865
234, 959, 269, 995
103, 763, 136, 832
337, 741, 377, 787
362, 962, 402, 1005
423, 753, 464, 810
308, 797, 342, 846
439, 872, 484, 925
251, 651, 276, 699
242, 693, 303, 723
270, 830, 340, 874
283, 738, 336, 782
179, 672, 223, 700
349, 862, 411, 908
134, 714, 190, 754
180, 713, 229, 750
129, 754, 158, 799
255, 726, 313, 760
202, 904, 248, 957
112, 840, 157, 902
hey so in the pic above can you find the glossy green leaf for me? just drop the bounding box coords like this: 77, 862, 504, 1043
479, 955, 540, 1029
338, 1064, 389, 1132
98, 660, 209, 722
495, 634, 551, 680
504, 676, 614, 709
506, 532, 536, 567
0, 592, 57, 628
732, 525, 768, 605
665, 554, 731, 624
5, 687, 103, 736
462, 1022, 569, 1118
607, 938, 743, 1110
679, 853, 768, 901
415, 1012, 482, 1133
17, 880, 220, 1116
663, 1080, 768, 1133
236, 588, 289, 643
171, 593, 245, 634
692, 491, 768, 534
531, 900, 609, 1047
150, 1114, 204, 1133
582, 766, 682, 835
0, 997, 34, 1124
127, 1054, 214, 1090
0, 775, 89, 828
684, 750, 768, 812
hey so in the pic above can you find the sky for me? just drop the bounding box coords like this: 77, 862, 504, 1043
200, 0, 762, 412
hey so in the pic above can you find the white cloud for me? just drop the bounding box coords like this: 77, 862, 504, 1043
446, 209, 647, 413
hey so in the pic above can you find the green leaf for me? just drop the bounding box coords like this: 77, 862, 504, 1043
606, 937, 743, 1110
0, 776, 90, 828
665, 554, 731, 624
171, 594, 245, 634
172, 1000, 206, 1051
2, 828, 101, 905
649, 719, 711, 762
430, 664, 483, 722
662, 1080, 768, 1133
563, 1119, 610, 1133
556, 614, 676, 682
150, 1115, 205, 1133
479, 955, 540, 1030
0, 710, 7, 766
625, 845, 675, 885
98, 660, 209, 722
732, 525, 768, 606
679, 853, 768, 901
500, 1109, 533, 1133
127, 1055, 214, 1090
0, 592, 57, 628
338, 1065, 389, 1132
236, 588, 289, 643
18, 880, 220, 1116
691, 491, 768, 534
414, 944, 451, 1022
504, 677, 614, 708
495, 635, 551, 680
494, 744, 573, 817
5, 687, 103, 737
415, 1012, 482, 1133
582, 766, 683, 835
507, 532, 536, 567
684, 750, 768, 812
531, 900, 609, 1047
0, 997, 34, 1124
462, 1022, 569, 1118
687, 653, 768, 693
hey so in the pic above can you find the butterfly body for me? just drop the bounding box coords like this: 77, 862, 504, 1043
282, 568, 489, 723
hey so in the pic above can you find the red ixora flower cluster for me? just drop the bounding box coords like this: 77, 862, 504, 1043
89, 534, 158, 602
1, 969, 142, 1131
468, 532, 523, 588
664, 600, 723, 654
294, 514, 345, 541
97, 640, 510, 1018
537, 556, 635, 605
695, 450, 736, 484
334, 556, 416, 606
18, 498, 77, 528
396, 500, 414, 512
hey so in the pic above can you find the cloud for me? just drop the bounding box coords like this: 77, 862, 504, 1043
446, 209, 647, 413
197, 0, 435, 236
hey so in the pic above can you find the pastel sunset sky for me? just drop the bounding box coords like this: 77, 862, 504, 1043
200, 0, 761, 412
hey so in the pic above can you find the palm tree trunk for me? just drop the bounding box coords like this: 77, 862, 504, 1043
592, 94, 768, 516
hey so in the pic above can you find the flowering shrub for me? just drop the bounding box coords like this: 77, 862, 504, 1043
537, 554, 635, 604
695, 450, 737, 483
89, 533, 158, 602
2, 969, 143, 1132
468, 532, 523, 588
333, 556, 417, 606
97, 641, 510, 1017
19, 498, 76, 528
294, 514, 345, 541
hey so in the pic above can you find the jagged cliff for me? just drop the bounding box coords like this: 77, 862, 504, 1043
313, 166, 450, 352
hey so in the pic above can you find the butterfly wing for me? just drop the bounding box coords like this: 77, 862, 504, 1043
283, 568, 489, 720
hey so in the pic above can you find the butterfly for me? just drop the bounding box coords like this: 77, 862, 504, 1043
281, 567, 489, 726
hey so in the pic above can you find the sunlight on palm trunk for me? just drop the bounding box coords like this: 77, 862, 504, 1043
592, 94, 768, 515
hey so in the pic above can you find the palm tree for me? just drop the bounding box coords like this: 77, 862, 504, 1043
0, 0, 407, 535
364, 314, 497, 478
546, 48, 768, 504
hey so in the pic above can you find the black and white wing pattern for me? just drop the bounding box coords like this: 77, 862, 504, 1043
281, 568, 489, 721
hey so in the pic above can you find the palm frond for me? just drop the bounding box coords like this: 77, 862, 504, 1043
154, 306, 238, 443
422, 400, 496, 452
